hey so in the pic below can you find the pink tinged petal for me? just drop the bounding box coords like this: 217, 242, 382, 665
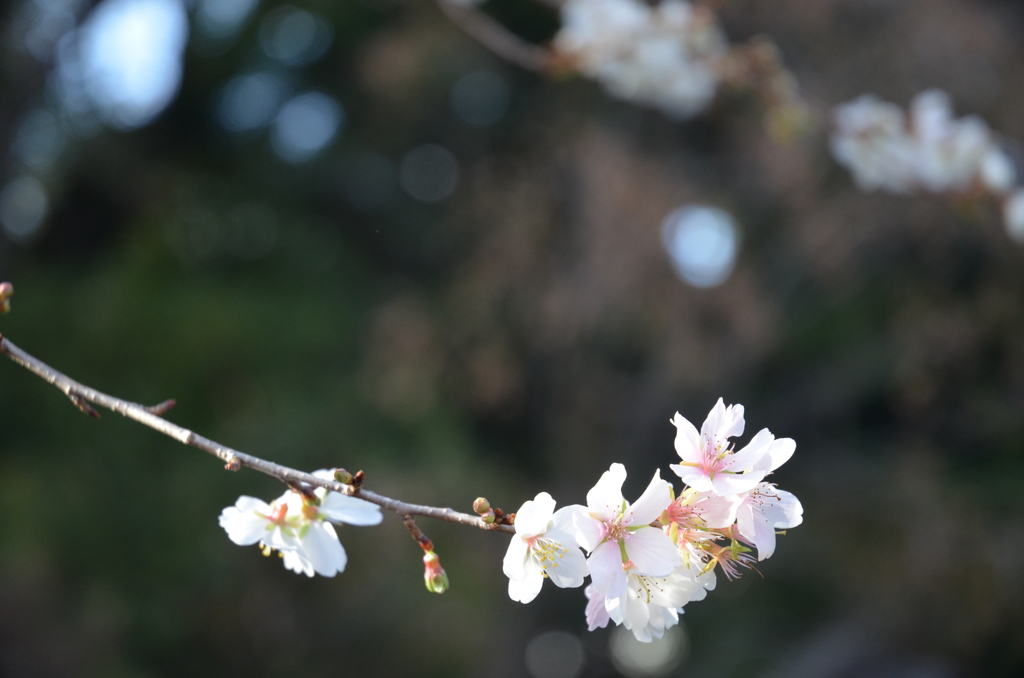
670, 464, 714, 492
623, 527, 679, 577
767, 438, 796, 471
574, 512, 606, 553
588, 540, 628, 599
585, 584, 611, 631
724, 428, 775, 472
751, 511, 777, 561
319, 493, 383, 526
625, 471, 671, 526
692, 494, 740, 528
586, 463, 628, 521
502, 535, 531, 581
546, 546, 588, 589
671, 412, 702, 464
508, 571, 544, 603
515, 492, 556, 537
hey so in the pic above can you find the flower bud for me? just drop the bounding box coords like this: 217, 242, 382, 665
333, 468, 353, 484
472, 497, 491, 514
480, 509, 496, 524
0, 282, 12, 314
423, 550, 449, 594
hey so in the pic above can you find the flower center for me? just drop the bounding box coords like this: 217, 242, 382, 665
531, 537, 569, 573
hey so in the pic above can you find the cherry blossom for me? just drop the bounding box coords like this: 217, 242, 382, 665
218, 471, 382, 577
735, 482, 803, 561
503, 492, 588, 603
669, 398, 793, 496
574, 463, 679, 600
555, 0, 726, 119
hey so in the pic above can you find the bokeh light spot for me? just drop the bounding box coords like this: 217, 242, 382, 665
609, 624, 687, 678
661, 205, 740, 288
0, 177, 50, 243
525, 630, 585, 678
270, 92, 343, 163
69, 0, 189, 130
259, 5, 332, 66
217, 71, 288, 132
399, 144, 459, 203
450, 68, 510, 127
12, 109, 65, 170
196, 0, 258, 38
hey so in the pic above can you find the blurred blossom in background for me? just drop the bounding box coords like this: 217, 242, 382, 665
2, 0, 1024, 677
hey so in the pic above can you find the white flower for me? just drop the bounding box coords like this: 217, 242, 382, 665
1004, 189, 1024, 242
503, 492, 589, 603
831, 89, 1014, 199
218, 471, 382, 578
555, 0, 726, 119
830, 95, 918, 194
600, 561, 715, 642
735, 482, 803, 561
574, 464, 679, 599
669, 398, 794, 496
909, 90, 992, 193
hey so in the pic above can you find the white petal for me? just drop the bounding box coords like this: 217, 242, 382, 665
725, 428, 774, 472
624, 527, 678, 577
769, 488, 803, 529
625, 471, 671, 526
670, 464, 714, 493
508, 572, 544, 604
319, 493, 383, 526
282, 549, 314, 577
710, 470, 764, 496
300, 522, 348, 576
552, 507, 585, 544
574, 513, 606, 552
766, 438, 796, 472
702, 398, 744, 442
546, 546, 588, 589
502, 535, 531, 581
588, 540, 627, 599
219, 500, 272, 546
587, 463, 627, 521
671, 412, 702, 464
515, 492, 556, 537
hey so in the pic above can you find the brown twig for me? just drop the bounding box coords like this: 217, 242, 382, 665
0, 334, 515, 534
436, 0, 552, 72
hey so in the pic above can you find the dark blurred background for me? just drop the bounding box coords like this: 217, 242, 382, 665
2, 0, 1024, 676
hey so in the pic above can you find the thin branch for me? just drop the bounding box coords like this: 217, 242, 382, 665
436, 0, 552, 72
0, 334, 515, 535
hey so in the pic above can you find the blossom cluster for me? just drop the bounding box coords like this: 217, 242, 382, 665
830, 90, 1024, 241
219, 469, 382, 577
553, 0, 727, 120
503, 399, 802, 642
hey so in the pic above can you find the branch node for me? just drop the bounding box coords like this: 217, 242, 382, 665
352, 470, 365, 490
224, 456, 242, 472
146, 399, 177, 415
67, 391, 100, 418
